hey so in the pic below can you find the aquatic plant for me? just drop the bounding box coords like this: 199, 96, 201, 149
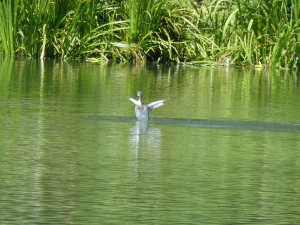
0, 0, 299, 69
0, 0, 17, 55
195, 0, 300, 69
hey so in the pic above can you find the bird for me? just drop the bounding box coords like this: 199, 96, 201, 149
129, 91, 169, 120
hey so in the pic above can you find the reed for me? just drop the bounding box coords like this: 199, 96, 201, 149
0, 0, 298, 69
0, 0, 17, 55
122, 0, 196, 62
194, 0, 300, 69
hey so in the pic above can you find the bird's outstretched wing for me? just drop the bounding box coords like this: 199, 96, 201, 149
147, 99, 170, 111
129, 97, 139, 105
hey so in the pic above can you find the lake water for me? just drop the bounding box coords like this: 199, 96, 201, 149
0, 58, 300, 224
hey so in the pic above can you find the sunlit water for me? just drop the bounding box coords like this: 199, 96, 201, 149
0, 59, 300, 224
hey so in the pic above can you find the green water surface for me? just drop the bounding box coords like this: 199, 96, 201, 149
0, 58, 300, 224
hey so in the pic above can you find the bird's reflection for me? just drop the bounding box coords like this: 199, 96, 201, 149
130, 120, 162, 150
133, 120, 149, 135
129, 120, 162, 185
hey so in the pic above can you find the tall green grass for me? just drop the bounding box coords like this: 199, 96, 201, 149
121, 0, 197, 62
0, 0, 299, 69
196, 0, 300, 69
0, 0, 17, 55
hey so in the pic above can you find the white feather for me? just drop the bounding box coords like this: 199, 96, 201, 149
129, 97, 139, 105
147, 99, 168, 110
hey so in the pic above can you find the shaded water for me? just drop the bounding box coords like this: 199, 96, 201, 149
0, 58, 300, 224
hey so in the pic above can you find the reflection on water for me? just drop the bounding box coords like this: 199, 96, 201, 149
0, 58, 300, 224
130, 121, 162, 188
130, 120, 162, 156
132, 120, 150, 134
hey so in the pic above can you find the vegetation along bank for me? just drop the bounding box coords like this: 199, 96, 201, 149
0, 0, 299, 69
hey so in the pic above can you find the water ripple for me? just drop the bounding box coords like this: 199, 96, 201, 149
87, 116, 300, 133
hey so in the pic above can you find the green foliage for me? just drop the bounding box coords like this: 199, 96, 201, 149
0, 0, 299, 69
0, 0, 17, 55
193, 0, 300, 69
